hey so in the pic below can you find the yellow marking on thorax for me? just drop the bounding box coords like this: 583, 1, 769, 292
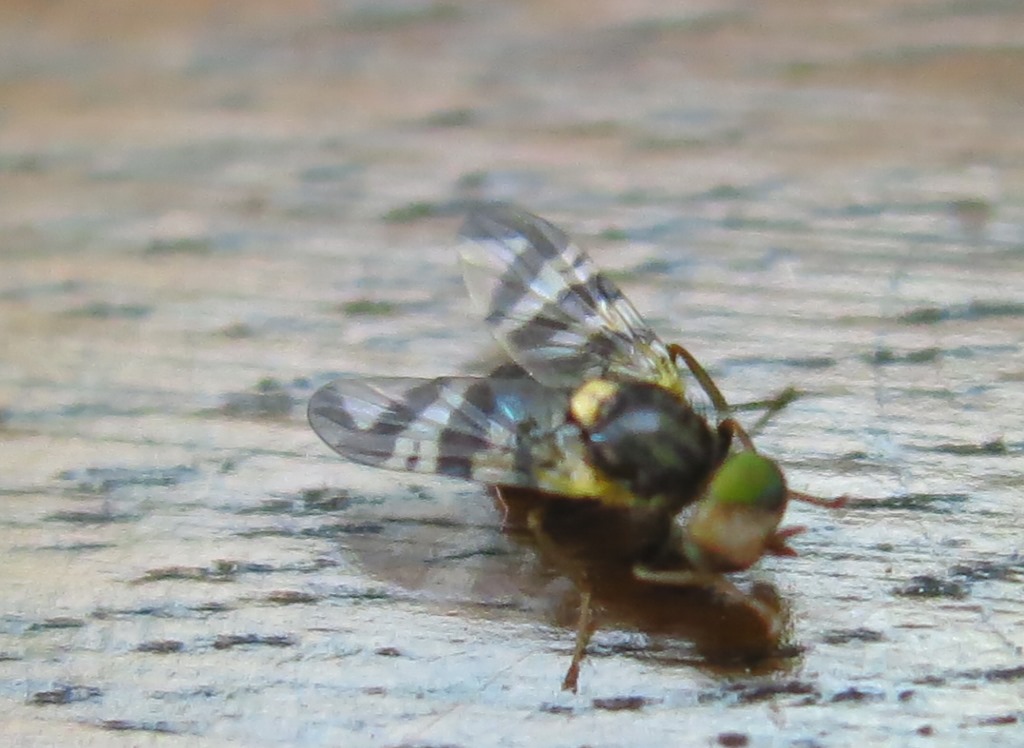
650, 348, 686, 397
534, 459, 641, 508
657, 370, 685, 397
568, 379, 620, 428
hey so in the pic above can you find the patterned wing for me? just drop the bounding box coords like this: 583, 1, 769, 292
308, 375, 569, 488
458, 203, 681, 392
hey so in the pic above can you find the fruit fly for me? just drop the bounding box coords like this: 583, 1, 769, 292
309, 203, 843, 690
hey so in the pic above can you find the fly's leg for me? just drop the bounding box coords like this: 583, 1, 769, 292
561, 586, 594, 693
718, 417, 757, 452
633, 565, 782, 638
669, 343, 800, 438
764, 526, 806, 556
492, 486, 531, 534
668, 343, 732, 418
525, 505, 596, 693
787, 489, 848, 509
741, 386, 800, 438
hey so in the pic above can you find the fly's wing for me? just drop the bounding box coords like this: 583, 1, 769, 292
308, 375, 571, 488
458, 203, 682, 393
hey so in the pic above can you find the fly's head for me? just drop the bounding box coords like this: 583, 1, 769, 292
681, 451, 789, 573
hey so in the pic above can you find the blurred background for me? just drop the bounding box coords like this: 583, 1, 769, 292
2, 1, 1023, 746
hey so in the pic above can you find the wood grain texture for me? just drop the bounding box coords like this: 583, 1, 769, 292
1, 2, 1023, 746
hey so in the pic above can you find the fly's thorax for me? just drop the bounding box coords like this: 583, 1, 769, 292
682, 453, 788, 572
569, 378, 726, 508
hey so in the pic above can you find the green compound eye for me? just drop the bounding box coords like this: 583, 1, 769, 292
707, 452, 787, 512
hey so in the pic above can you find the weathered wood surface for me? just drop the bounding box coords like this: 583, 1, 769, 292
2, 1, 1023, 746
